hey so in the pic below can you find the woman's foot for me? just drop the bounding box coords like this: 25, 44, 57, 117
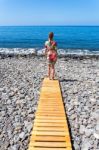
52, 77, 54, 80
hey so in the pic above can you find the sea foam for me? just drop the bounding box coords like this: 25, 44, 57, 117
0, 48, 99, 58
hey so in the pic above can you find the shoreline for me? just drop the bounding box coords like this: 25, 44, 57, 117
0, 48, 99, 60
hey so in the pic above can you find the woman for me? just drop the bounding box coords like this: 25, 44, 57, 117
45, 32, 58, 80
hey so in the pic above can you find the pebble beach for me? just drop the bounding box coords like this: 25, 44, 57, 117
0, 55, 99, 150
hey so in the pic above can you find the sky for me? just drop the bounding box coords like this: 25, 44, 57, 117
0, 0, 99, 26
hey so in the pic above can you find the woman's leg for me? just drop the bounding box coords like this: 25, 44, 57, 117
48, 64, 51, 79
52, 64, 55, 79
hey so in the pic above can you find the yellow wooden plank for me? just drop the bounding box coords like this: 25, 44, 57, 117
38, 102, 62, 105
33, 122, 67, 127
38, 107, 64, 109
33, 127, 68, 131
28, 148, 72, 150
39, 100, 62, 102
38, 103, 63, 105
30, 135, 70, 142
40, 94, 61, 96
36, 113, 66, 116
41, 94, 61, 96
38, 103, 63, 106
35, 114, 66, 117
35, 119, 66, 123
39, 101, 62, 103
29, 141, 72, 147
38, 104, 63, 106
38, 106, 63, 111
32, 131, 69, 136
36, 113, 66, 117
37, 109, 64, 112
35, 116, 66, 120
39, 98, 62, 100
38, 106, 63, 108
40, 100, 63, 102
40, 98, 61, 100
37, 106, 64, 109
37, 109, 65, 112
36, 110, 65, 113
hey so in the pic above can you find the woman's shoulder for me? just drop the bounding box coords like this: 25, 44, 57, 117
45, 40, 50, 46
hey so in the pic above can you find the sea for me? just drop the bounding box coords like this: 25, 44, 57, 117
0, 26, 99, 56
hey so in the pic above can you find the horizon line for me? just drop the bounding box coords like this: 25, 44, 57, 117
0, 25, 99, 27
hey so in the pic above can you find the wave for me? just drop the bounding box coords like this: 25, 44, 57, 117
0, 48, 99, 58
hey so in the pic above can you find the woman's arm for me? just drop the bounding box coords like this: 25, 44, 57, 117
45, 48, 48, 56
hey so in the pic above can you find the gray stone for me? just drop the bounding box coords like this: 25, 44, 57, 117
73, 141, 79, 149
92, 111, 99, 119
15, 116, 20, 122
27, 123, 33, 132
83, 119, 87, 125
28, 108, 35, 114
20, 89, 25, 94
79, 125, 85, 134
1, 111, 5, 117
81, 142, 91, 150
20, 94, 25, 99
0, 87, 4, 92
7, 99, 11, 104
7, 130, 13, 139
16, 100, 21, 105
24, 121, 33, 132
2, 93, 8, 100
13, 121, 20, 126
9, 92, 15, 97
19, 132, 25, 139
19, 83, 25, 90
28, 114, 35, 119
14, 123, 22, 132
13, 88, 18, 93
85, 129, 93, 137
13, 134, 20, 143
8, 107, 14, 114
71, 114, 77, 120
93, 131, 99, 139
96, 124, 99, 131
90, 98, 96, 102
10, 144, 19, 150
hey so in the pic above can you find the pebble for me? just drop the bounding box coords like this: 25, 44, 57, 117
19, 132, 25, 140
79, 125, 85, 134
13, 135, 20, 143
93, 131, 99, 139
81, 142, 91, 150
10, 144, 20, 150
96, 124, 99, 131
74, 141, 79, 149
85, 128, 93, 137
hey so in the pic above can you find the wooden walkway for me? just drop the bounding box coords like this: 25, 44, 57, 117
28, 78, 72, 150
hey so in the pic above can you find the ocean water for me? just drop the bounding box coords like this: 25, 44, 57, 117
0, 26, 99, 55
